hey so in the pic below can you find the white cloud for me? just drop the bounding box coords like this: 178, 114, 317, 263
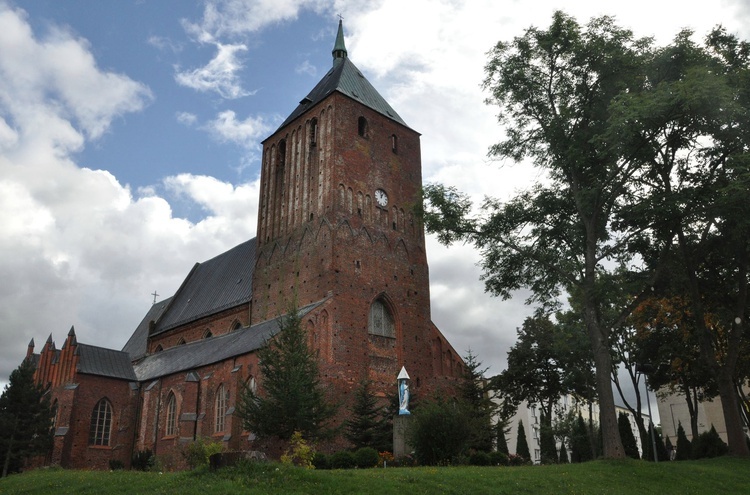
204, 110, 272, 147
176, 111, 198, 126
175, 42, 253, 99
295, 60, 317, 77
0, 5, 257, 382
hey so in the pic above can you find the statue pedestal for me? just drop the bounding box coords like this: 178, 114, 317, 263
393, 414, 413, 458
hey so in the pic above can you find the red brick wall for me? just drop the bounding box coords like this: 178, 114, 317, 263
148, 304, 250, 353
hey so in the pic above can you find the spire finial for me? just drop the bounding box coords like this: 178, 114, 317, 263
332, 18, 347, 64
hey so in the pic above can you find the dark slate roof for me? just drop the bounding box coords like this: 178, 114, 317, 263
133, 300, 325, 381
76, 343, 137, 381
276, 55, 408, 132
122, 297, 171, 360
152, 238, 256, 336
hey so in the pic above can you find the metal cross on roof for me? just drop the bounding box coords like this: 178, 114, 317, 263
151, 290, 159, 304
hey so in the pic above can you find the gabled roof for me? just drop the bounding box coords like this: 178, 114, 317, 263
76, 344, 137, 381
133, 299, 326, 381
151, 238, 256, 336
122, 297, 171, 360
274, 22, 408, 133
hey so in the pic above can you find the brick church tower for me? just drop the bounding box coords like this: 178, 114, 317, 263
252, 21, 461, 394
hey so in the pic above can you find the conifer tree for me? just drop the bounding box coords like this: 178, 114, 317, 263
676, 421, 692, 460
237, 306, 335, 440
344, 379, 388, 451
570, 414, 592, 463
515, 420, 531, 461
460, 351, 496, 452
0, 359, 54, 477
496, 421, 509, 455
558, 440, 569, 464
539, 413, 558, 464
618, 412, 640, 459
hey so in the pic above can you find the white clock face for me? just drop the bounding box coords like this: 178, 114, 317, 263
375, 189, 388, 207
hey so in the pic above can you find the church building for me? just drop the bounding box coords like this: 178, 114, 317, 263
25, 21, 464, 470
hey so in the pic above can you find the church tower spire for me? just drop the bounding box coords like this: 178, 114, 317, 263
332, 19, 347, 63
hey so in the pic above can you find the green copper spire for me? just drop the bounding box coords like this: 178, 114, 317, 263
332, 19, 347, 64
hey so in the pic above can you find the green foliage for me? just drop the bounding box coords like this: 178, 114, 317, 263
618, 413, 640, 460
237, 306, 335, 441
469, 451, 491, 466
109, 459, 125, 471
131, 449, 155, 471
311, 452, 329, 470
488, 451, 508, 466
409, 397, 473, 465
352, 447, 379, 469
570, 414, 593, 463
496, 421, 509, 456
514, 421, 530, 462
329, 451, 355, 469
344, 380, 389, 451
460, 351, 497, 452
182, 438, 224, 470
692, 425, 729, 459
280, 431, 315, 469
559, 442, 569, 464
539, 414, 558, 464
0, 359, 54, 477
676, 422, 692, 461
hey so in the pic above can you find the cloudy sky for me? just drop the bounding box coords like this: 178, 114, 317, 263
1, 0, 749, 396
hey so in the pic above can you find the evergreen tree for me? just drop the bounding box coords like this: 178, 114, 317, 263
618, 412, 640, 459
558, 440, 569, 464
665, 435, 674, 460
0, 359, 54, 477
676, 421, 692, 460
496, 421, 509, 455
539, 413, 558, 464
515, 420, 531, 461
459, 351, 496, 452
237, 306, 335, 440
344, 379, 388, 451
570, 414, 593, 463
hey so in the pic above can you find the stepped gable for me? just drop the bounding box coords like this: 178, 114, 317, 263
133, 299, 325, 381
151, 238, 256, 336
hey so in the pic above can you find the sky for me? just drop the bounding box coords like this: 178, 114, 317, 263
1, 0, 749, 407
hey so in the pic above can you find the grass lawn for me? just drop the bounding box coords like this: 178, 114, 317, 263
1, 457, 749, 495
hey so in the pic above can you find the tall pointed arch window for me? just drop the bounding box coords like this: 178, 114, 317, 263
215, 384, 229, 433
368, 298, 395, 338
165, 392, 177, 436
89, 398, 113, 446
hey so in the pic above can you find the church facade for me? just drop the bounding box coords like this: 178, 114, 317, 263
24, 22, 464, 470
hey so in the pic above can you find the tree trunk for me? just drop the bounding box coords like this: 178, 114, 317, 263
716, 372, 749, 456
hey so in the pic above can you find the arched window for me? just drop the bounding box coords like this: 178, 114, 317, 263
89, 398, 112, 446
368, 298, 395, 338
358, 116, 368, 137
203, 329, 213, 339
215, 384, 229, 433
154, 344, 163, 353
165, 392, 177, 436
231, 320, 242, 332
177, 337, 186, 346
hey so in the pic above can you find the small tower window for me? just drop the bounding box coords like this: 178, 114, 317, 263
358, 116, 368, 138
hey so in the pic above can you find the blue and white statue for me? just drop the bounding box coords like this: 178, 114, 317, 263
397, 366, 410, 415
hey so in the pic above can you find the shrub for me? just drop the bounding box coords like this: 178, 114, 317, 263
692, 425, 729, 459
488, 451, 508, 466
508, 453, 528, 466
353, 447, 379, 469
108, 459, 125, 471
377, 451, 395, 468
131, 449, 155, 471
469, 451, 491, 466
329, 451, 356, 469
408, 397, 472, 465
280, 431, 315, 469
312, 452, 330, 470
182, 438, 225, 469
